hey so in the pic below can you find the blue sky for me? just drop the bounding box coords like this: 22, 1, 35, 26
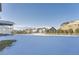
1, 3, 79, 28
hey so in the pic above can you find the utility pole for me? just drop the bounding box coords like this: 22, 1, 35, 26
0, 3, 2, 12
0, 3, 2, 19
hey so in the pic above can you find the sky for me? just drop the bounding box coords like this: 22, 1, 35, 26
1, 3, 79, 28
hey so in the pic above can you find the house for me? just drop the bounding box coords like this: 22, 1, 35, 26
60, 20, 79, 32
48, 27, 56, 33
37, 27, 47, 33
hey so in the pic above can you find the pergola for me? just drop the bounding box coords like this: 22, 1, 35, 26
0, 20, 14, 34
0, 4, 14, 34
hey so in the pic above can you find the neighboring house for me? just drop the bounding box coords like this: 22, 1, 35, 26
44, 27, 56, 33
0, 20, 14, 34
60, 20, 79, 32
37, 27, 47, 33
25, 28, 32, 33
48, 27, 56, 33
32, 28, 37, 33
36, 27, 56, 33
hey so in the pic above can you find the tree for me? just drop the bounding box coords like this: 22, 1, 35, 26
67, 29, 73, 34
75, 28, 79, 34
64, 30, 68, 34
56, 29, 64, 34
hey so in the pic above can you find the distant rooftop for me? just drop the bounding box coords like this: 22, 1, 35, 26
0, 20, 14, 26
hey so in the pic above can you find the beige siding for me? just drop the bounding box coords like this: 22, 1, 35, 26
60, 20, 79, 32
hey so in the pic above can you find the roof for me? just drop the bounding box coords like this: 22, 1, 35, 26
0, 20, 14, 26
61, 22, 70, 26
61, 20, 79, 26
